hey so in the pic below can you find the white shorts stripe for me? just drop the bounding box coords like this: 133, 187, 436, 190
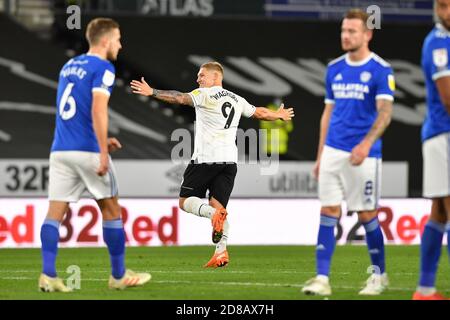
447, 133, 450, 195
108, 168, 117, 197
108, 169, 114, 197
374, 160, 378, 208
113, 166, 118, 196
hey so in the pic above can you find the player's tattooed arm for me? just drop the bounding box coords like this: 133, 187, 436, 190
130, 77, 193, 106
365, 98, 393, 145
350, 98, 392, 165
152, 90, 194, 106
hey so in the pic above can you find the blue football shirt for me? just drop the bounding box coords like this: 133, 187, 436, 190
324, 52, 395, 158
421, 23, 450, 142
51, 53, 115, 152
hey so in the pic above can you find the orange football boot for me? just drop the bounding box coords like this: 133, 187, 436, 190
204, 250, 229, 268
412, 291, 447, 300
211, 207, 227, 244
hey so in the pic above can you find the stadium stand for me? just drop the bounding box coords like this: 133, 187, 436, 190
0, 6, 433, 195
0, 13, 190, 159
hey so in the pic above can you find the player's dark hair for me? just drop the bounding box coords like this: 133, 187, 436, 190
86, 18, 120, 46
345, 9, 369, 29
200, 62, 224, 76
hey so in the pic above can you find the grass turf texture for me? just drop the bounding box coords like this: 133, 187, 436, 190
0, 245, 448, 300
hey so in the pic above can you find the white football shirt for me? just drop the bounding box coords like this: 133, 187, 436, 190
188, 86, 256, 163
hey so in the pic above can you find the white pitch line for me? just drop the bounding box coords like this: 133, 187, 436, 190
0, 269, 320, 275
0, 269, 421, 276
0, 276, 416, 291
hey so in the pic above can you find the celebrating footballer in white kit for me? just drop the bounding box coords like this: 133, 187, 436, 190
130, 61, 294, 268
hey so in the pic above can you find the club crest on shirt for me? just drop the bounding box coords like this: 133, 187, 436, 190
432, 48, 448, 68
360, 71, 372, 83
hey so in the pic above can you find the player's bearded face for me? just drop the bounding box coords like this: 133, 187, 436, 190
436, 0, 450, 30
106, 29, 122, 61
341, 19, 369, 52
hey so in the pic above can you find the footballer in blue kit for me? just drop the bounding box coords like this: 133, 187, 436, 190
51, 53, 115, 152
302, 9, 395, 296
324, 52, 394, 159
39, 18, 151, 292
412, 0, 450, 301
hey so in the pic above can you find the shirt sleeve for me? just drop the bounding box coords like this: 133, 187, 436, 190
241, 98, 256, 118
92, 63, 115, 96
375, 67, 395, 101
188, 88, 207, 107
429, 38, 450, 81
324, 68, 335, 105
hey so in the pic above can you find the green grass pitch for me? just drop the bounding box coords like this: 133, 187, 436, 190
0, 245, 448, 300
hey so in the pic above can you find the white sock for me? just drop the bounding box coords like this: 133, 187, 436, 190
417, 286, 436, 296
215, 219, 229, 253
183, 197, 215, 219
317, 275, 329, 283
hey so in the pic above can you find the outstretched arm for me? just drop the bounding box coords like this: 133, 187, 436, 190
350, 98, 393, 165
252, 103, 294, 121
130, 77, 193, 106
